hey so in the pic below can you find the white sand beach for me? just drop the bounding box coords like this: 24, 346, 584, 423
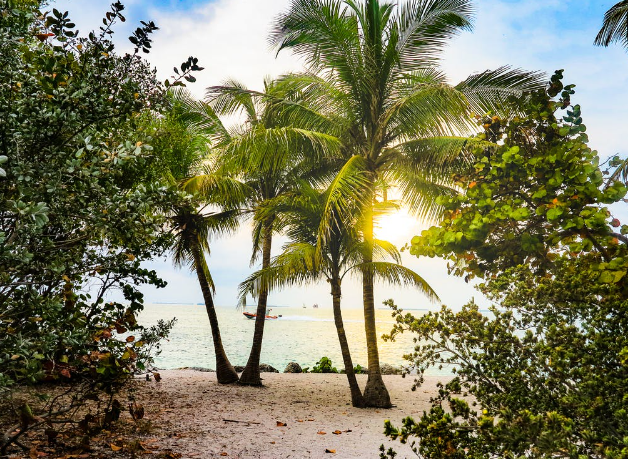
137, 370, 448, 459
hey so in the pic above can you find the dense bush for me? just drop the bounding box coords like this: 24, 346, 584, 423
0, 1, 199, 454
382, 73, 628, 458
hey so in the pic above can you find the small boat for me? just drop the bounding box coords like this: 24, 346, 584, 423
312, 303, 319, 308
243, 311, 279, 320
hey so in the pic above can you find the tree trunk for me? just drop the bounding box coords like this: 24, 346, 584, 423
191, 239, 239, 384
331, 277, 366, 408
362, 186, 392, 408
238, 219, 273, 386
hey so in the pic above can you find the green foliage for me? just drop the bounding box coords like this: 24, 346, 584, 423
384, 72, 628, 458
384, 258, 628, 458
353, 364, 367, 374
410, 70, 628, 284
0, 1, 195, 394
311, 356, 338, 374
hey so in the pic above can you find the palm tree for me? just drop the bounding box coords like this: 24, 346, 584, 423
155, 90, 242, 384
170, 204, 240, 384
192, 78, 341, 386
270, 0, 543, 407
239, 183, 438, 407
595, 1, 628, 50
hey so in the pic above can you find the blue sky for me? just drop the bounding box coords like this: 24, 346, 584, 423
51, 0, 628, 310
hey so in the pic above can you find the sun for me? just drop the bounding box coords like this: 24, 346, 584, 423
373, 210, 418, 245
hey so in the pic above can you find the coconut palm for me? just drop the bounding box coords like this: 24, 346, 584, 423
270, 0, 544, 407
156, 90, 243, 384
190, 78, 342, 386
239, 183, 438, 406
170, 204, 241, 384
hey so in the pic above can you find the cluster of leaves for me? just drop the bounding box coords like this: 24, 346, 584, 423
0, 1, 194, 455
383, 258, 628, 458
410, 70, 627, 285
310, 356, 339, 374
382, 73, 628, 457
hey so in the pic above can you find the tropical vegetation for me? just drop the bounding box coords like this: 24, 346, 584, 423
0, 0, 200, 454
268, 0, 543, 407
3, 0, 628, 456
239, 182, 437, 406
381, 72, 628, 458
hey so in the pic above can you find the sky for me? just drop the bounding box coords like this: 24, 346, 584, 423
51, 0, 628, 310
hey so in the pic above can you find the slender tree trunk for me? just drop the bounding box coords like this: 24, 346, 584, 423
362, 184, 392, 408
331, 277, 366, 408
190, 239, 239, 384
239, 219, 273, 386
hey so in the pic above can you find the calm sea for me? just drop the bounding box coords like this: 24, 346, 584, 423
138, 304, 430, 373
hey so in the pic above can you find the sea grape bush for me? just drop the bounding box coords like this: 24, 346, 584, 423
410, 70, 627, 285
0, 0, 179, 389
382, 73, 628, 458
0, 0, 197, 453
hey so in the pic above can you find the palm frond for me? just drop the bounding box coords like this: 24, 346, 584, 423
206, 79, 258, 123
183, 171, 251, 209
238, 243, 322, 304
455, 66, 545, 116
387, 166, 458, 221
386, 80, 473, 139
317, 155, 369, 250
356, 261, 439, 302
595, 0, 628, 49
372, 238, 402, 264
394, 0, 474, 70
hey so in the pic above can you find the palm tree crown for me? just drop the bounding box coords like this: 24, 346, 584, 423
270, 0, 544, 407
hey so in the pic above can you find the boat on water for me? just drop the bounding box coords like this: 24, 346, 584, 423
243, 309, 281, 320
312, 303, 319, 308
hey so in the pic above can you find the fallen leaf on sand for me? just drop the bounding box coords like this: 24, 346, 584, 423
344, 429, 352, 433
270, 441, 275, 444
297, 419, 304, 422
325, 449, 336, 454
220, 453, 228, 457
110, 444, 123, 451
317, 431, 326, 435
333, 430, 342, 435
276, 421, 287, 427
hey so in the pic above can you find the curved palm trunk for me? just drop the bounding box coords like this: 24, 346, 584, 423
331, 277, 366, 408
239, 219, 273, 386
190, 239, 239, 384
362, 189, 392, 408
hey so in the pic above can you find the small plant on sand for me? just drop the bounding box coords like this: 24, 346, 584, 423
311, 357, 338, 374
353, 364, 367, 374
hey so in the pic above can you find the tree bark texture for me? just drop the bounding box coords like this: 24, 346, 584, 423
238, 219, 273, 386
331, 277, 366, 408
361, 185, 392, 408
191, 239, 239, 384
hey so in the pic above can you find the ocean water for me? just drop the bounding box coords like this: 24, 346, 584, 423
138, 303, 428, 373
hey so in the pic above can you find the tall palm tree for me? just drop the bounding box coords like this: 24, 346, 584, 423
156, 90, 242, 384
270, 0, 543, 407
192, 78, 341, 386
239, 183, 438, 407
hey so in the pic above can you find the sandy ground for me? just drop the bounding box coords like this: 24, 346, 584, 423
137, 370, 449, 459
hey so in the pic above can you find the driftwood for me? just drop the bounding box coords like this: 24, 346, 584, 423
222, 418, 261, 425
